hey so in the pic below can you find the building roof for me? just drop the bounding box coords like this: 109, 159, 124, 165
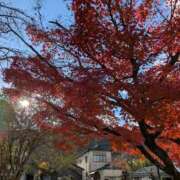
133, 166, 171, 177
89, 139, 111, 151
97, 163, 121, 171
90, 163, 122, 174
77, 139, 111, 157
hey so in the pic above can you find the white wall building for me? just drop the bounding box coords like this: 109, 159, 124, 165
130, 166, 173, 180
76, 140, 123, 180
76, 140, 174, 180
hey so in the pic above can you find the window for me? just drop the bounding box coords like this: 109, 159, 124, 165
93, 151, 106, 162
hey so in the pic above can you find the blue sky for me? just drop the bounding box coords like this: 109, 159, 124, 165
10, 0, 72, 23
0, 0, 72, 88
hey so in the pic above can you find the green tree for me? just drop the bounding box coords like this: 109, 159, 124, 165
28, 134, 76, 172
0, 94, 47, 180
0, 99, 15, 131
128, 157, 151, 171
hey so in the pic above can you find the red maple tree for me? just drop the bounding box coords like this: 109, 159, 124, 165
3, 0, 180, 178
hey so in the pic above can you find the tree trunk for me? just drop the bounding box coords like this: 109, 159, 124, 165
138, 121, 180, 179
156, 166, 161, 180
103, 125, 179, 179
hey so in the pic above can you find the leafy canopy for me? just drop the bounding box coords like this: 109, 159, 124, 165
3, 0, 180, 178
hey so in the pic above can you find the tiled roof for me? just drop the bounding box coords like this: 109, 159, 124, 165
133, 166, 170, 176
96, 163, 121, 171
77, 139, 111, 157
88, 139, 111, 151
89, 163, 122, 174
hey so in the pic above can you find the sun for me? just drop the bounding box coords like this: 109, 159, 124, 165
19, 99, 30, 108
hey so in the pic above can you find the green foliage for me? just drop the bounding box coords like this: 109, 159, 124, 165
0, 99, 15, 131
56, 153, 76, 169
28, 137, 76, 172
0, 92, 7, 100
128, 157, 151, 171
